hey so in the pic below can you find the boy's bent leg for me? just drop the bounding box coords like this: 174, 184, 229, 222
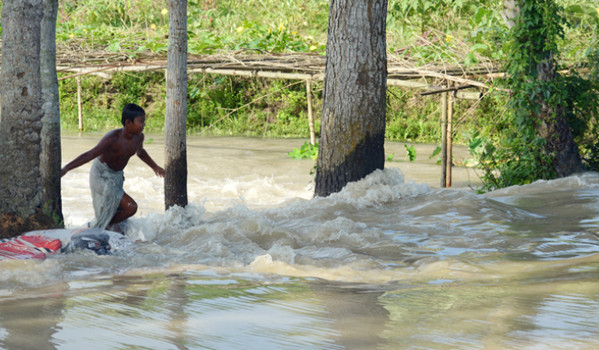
110, 193, 138, 225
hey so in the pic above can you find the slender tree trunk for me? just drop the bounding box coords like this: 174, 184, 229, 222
314, 0, 388, 197
40, 0, 63, 225
164, 0, 188, 209
0, 0, 51, 237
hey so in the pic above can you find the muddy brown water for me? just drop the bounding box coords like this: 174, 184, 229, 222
1, 134, 599, 349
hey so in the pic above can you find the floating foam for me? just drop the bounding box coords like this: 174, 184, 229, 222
321, 168, 430, 209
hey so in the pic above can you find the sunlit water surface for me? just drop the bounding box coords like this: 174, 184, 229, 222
2, 135, 599, 349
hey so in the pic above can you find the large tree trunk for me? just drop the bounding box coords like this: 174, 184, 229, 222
0, 0, 55, 237
40, 0, 63, 225
164, 0, 188, 209
314, 0, 388, 197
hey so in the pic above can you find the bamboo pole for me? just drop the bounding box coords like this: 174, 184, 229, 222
413, 69, 490, 89
57, 65, 115, 81
188, 67, 324, 81
386, 79, 430, 89
455, 91, 483, 100
420, 84, 474, 96
77, 76, 83, 132
446, 84, 454, 188
420, 85, 483, 100
306, 80, 316, 145
441, 88, 448, 188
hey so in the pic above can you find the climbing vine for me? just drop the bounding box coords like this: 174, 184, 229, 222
478, 0, 599, 191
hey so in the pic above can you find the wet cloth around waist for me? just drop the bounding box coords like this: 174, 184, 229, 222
89, 158, 124, 229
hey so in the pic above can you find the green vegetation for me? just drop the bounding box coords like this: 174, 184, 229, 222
288, 141, 319, 160
473, 1, 599, 190
404, 144, 417, 162
59, 72, 324, 137
478, 1, 564, 189
39, 1, 599, 189
57, 0, 328, 55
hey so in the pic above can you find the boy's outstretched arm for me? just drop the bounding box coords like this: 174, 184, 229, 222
61, 132, 116, 177
137, 148, 165, 177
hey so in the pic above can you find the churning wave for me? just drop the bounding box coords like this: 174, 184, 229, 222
4, 170, 599, 287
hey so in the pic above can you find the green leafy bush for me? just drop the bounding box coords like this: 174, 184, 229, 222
476, 0, 599, 190
289, 142, 318, 160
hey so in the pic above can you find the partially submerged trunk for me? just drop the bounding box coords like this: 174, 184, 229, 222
535, 55, 583, 176
0, 0, 56, 238
164, 0, 189, 209
314, 0, 388, 197
40, 0, 64, 225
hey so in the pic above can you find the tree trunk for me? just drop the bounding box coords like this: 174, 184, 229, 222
314, 0, 388, 197
0, 0, 53, 237
164, 0, 188, 209
503, 0, 583, 177
535, 54, 583, 177
502, 0, 519, 29
40, 0, 63, 225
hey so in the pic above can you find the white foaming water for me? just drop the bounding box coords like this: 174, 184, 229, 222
54, 150, 599, 285
14, 135, 595, 284
121, 168, 430, 272
47, 135, 445, 285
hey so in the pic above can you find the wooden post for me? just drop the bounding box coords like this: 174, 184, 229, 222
446, 85, 454, 188
77, 76, 83, 132
441, 88, 448, 188
306, 79, 316, 145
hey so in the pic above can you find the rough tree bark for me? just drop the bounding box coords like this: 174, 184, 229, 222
314, 0, 388, 197
164, 0, 188, 209
0, 0, 56, 238
40, 0, 63, 225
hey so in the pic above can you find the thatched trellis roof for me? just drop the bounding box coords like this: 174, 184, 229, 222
55, 45, 501, 96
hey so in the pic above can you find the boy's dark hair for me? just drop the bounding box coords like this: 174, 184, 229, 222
121, 103, 145, 126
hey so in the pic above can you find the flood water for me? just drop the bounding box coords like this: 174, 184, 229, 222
2, 134, 599, 349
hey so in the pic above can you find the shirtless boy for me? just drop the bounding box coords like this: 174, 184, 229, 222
61, 103, 165, 230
